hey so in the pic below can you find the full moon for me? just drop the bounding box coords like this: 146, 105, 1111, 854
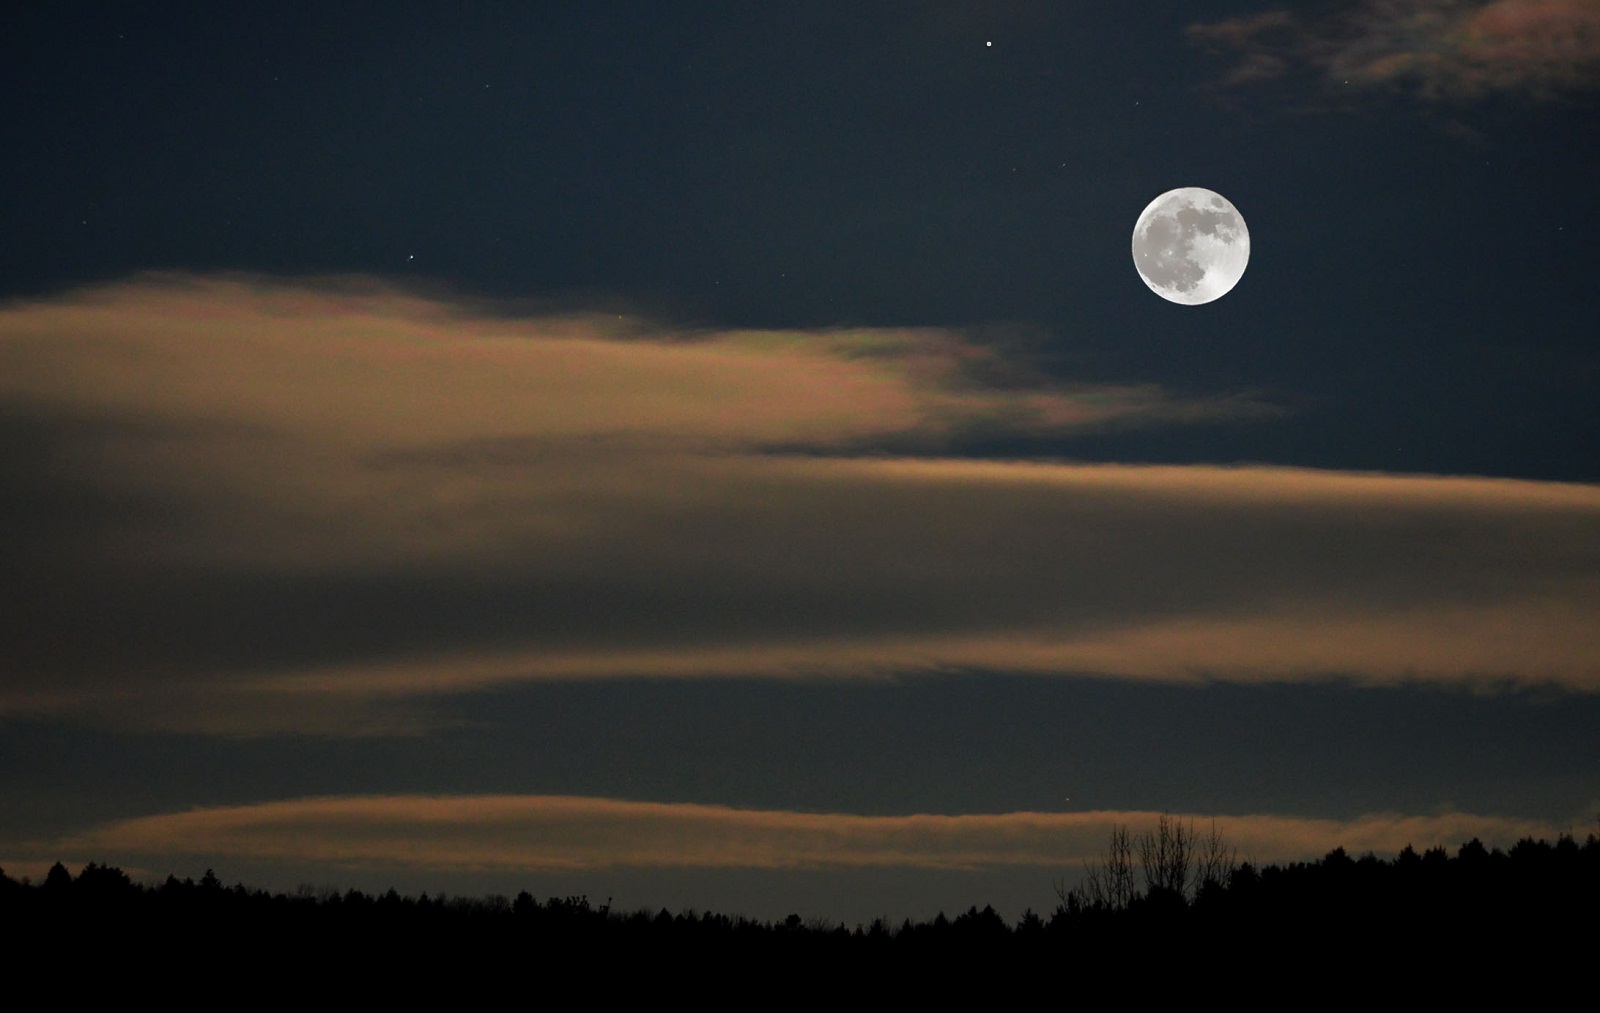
1131, 187, 1249, 305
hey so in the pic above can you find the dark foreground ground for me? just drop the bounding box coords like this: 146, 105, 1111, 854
6, 832, 1594, 999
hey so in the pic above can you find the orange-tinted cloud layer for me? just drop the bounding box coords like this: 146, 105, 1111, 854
1190, 1, 1600, 101
3, 275, 1598, 733
44, 794, 1572, 874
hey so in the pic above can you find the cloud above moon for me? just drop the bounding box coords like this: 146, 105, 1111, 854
3, 275, 1598, 734
1189, 0, 1600, 102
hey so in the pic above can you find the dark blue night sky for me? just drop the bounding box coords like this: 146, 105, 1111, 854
3, 3, 1597, 922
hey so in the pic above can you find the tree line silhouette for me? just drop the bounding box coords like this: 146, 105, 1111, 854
5, 823, 1596, 991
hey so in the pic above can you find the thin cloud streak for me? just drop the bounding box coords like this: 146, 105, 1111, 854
1190, 1, 1600, 101
48, 794, 1571, 874
3, 276, 1598, 733
0, 274, 1214, 455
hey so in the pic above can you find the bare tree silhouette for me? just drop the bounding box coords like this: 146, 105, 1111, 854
1058, 822, 1139, 911
1138, 813, 1194, 901
1195, 818, 1237, 899
1061, 815, 1238, 911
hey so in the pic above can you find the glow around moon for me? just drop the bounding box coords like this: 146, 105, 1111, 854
1131, 187, 1249, 305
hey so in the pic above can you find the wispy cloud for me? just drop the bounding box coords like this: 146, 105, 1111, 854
2, 276, 1597, 734
43, 794, 1571, 874
1190, 1, 1600, 101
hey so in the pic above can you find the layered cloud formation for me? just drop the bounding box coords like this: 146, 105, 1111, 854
1190, 0, 1600, 101
3, 275, 1598, 734
50, 794, 1568, 874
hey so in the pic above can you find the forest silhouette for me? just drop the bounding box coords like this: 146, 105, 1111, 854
6, 823, 1595, 995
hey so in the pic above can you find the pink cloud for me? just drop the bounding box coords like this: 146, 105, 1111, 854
1190, 1, 1600, 101
2, 276, 1597, 736
43, 794, 1571, 874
